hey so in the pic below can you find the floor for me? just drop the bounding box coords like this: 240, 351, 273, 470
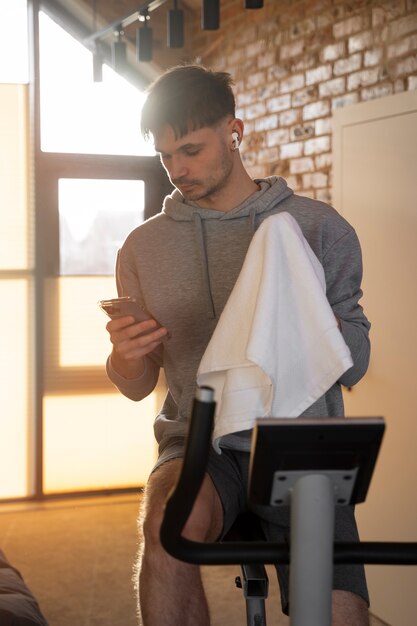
0, 494, 390, 625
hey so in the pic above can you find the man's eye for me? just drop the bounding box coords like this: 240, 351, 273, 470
185, 149, 200, 156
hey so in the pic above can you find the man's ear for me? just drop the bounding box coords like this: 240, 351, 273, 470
231, 131, 240, 150
228, 118, 244, 150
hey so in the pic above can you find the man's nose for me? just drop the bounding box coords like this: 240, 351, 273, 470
169, 155, 188, 180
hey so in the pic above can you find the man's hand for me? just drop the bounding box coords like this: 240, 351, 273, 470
106, 316, 169, 379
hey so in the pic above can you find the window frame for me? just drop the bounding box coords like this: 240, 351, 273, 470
39, 153, 169, 394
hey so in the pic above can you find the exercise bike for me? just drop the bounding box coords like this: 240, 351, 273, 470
160, 386, 417, 626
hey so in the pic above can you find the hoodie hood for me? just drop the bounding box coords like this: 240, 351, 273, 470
162, 176, 293, 222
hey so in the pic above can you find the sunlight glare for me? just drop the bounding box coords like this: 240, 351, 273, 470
43, 392, 159, 492
39, 11, 154, 156
0, 0, 29, 84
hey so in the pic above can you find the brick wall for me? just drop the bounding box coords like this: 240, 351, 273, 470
189, 0, 417, 204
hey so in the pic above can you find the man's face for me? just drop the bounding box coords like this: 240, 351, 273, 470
153, 122, 234, 206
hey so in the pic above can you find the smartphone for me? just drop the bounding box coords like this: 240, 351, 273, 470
98, 296, 156, 324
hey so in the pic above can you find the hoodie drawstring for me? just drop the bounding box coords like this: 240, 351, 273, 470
193, 208, 258, 320
248, 205, 257, 236
193, 212, 216, 319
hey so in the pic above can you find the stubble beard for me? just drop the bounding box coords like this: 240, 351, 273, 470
178, 145, 234, 205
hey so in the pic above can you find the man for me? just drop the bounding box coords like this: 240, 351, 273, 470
105, 65, 371, 625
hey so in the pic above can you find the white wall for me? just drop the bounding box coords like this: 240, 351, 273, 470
333, 90, 417, 626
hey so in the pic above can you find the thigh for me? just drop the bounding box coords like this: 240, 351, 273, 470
142, 458, 224, 543
141, 457, 183, 519
205, 448, 250, 538
148, 446, 250, 542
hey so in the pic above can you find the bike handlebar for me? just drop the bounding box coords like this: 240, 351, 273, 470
160, 388, 417, 566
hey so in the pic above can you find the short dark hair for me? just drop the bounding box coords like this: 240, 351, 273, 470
140, 64, 236, 140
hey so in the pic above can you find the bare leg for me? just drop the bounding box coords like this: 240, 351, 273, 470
332, 590, 369, 626
135, 458, 223, 626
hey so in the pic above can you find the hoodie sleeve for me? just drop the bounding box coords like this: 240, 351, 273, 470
105, 246, 163, 401
323, 227, 371, 387
106, 353, 161, 401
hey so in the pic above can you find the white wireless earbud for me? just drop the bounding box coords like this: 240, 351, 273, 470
231, 131, 240, 150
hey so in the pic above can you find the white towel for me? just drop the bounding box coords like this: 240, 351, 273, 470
197, 212, 353, 453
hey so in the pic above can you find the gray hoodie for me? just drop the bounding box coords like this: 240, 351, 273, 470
106, 176, 370, 465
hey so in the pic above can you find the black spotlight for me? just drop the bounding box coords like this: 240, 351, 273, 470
202, 0, 220, 30
137, 14, 153, 61
245, 0, 264, 7
111, 27, 127, 72
168, 0, 184, 48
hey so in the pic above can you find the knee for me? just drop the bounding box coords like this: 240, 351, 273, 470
140, 464, 222, 552
182, 500, 214, 542
332, 590, 369, 626
141, 498, 212, 550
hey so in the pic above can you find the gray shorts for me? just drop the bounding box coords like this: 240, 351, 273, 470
156, 442, 369, 615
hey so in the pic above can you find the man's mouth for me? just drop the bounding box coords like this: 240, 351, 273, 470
174, 180, 197, 190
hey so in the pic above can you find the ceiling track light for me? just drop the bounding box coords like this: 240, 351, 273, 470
91, 0, 103, 81
137, 10, 153, 62
88, 0, 264, 74
168, 0, 184, 48
244, 0, 264, 7
92, 40, 104, 82
111, 26, 127, 72
202, 0, 220, 30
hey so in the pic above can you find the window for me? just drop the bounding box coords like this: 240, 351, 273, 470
39, 11, 164, 495
59, 178, 145, 276
0, 3, 169, 500
0, 0, 31, 498
39, 11, 154, 157
0, 0, 29, 84
0, 276, 32, 498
